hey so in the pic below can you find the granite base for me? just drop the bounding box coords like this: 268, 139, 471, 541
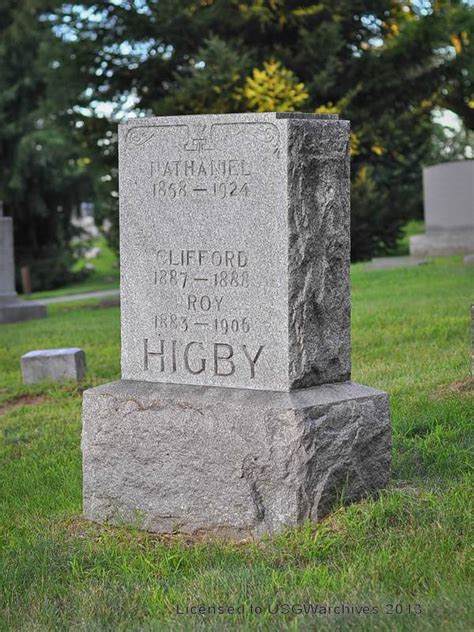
410, 230, 474, 257
82, 380, 391, 539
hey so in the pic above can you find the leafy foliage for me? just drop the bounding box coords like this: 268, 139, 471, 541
44, 0, 472, 261
0, 0, 91, 289
3, 1, 473, 267
241, 59, 309, 112
160, 36, 249, 115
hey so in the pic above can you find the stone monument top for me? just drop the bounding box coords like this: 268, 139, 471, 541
119, 112, 351, 391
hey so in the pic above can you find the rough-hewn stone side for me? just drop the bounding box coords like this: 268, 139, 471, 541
287, 119, 351, 388
82, 380, 390, 539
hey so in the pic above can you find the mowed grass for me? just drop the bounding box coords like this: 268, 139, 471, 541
0, 257, 473, 631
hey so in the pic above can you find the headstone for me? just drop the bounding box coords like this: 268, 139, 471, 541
366, 256, 427, 270
82, 113, 391, 538
119, 112, 350, 390
0, 204, 47, 324
21, 348, 86, 384
71, 201, 100, 239
410, 161, 474, 257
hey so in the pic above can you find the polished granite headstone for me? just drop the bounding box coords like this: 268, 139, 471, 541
82, 113, 391, 538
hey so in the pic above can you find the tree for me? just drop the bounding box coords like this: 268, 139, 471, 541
0, 0, 91, 290
47, 0, 473, 260
241, 59, 309, 111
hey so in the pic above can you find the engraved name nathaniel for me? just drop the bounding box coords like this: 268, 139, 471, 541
151, 159, 251, 199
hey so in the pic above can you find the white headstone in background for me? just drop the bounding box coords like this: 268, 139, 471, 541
410, 160, 474, 256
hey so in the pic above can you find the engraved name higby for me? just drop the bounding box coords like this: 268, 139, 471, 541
144, 338, 264, 379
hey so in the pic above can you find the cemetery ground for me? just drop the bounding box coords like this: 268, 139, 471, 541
0, 256, 472, 632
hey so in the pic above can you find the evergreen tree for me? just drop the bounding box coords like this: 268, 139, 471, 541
0, 0, 90, 289
46, 0, 474, 260
241, 59, 309, 111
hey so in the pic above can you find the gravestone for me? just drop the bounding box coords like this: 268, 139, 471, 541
21, 348, 86, 384
366, 256, 427, 270
410, 160, 474, 257
0, 204, 46, 324
82, 113, 391, 538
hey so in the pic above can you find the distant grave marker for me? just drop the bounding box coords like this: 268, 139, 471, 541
0, 203, 46, 324
410, 161, 474, 257
21, 348, 86, 384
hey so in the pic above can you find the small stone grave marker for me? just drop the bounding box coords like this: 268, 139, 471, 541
21, 348, 86, 384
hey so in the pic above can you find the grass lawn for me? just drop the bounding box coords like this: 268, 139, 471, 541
0, 256, 473, 631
